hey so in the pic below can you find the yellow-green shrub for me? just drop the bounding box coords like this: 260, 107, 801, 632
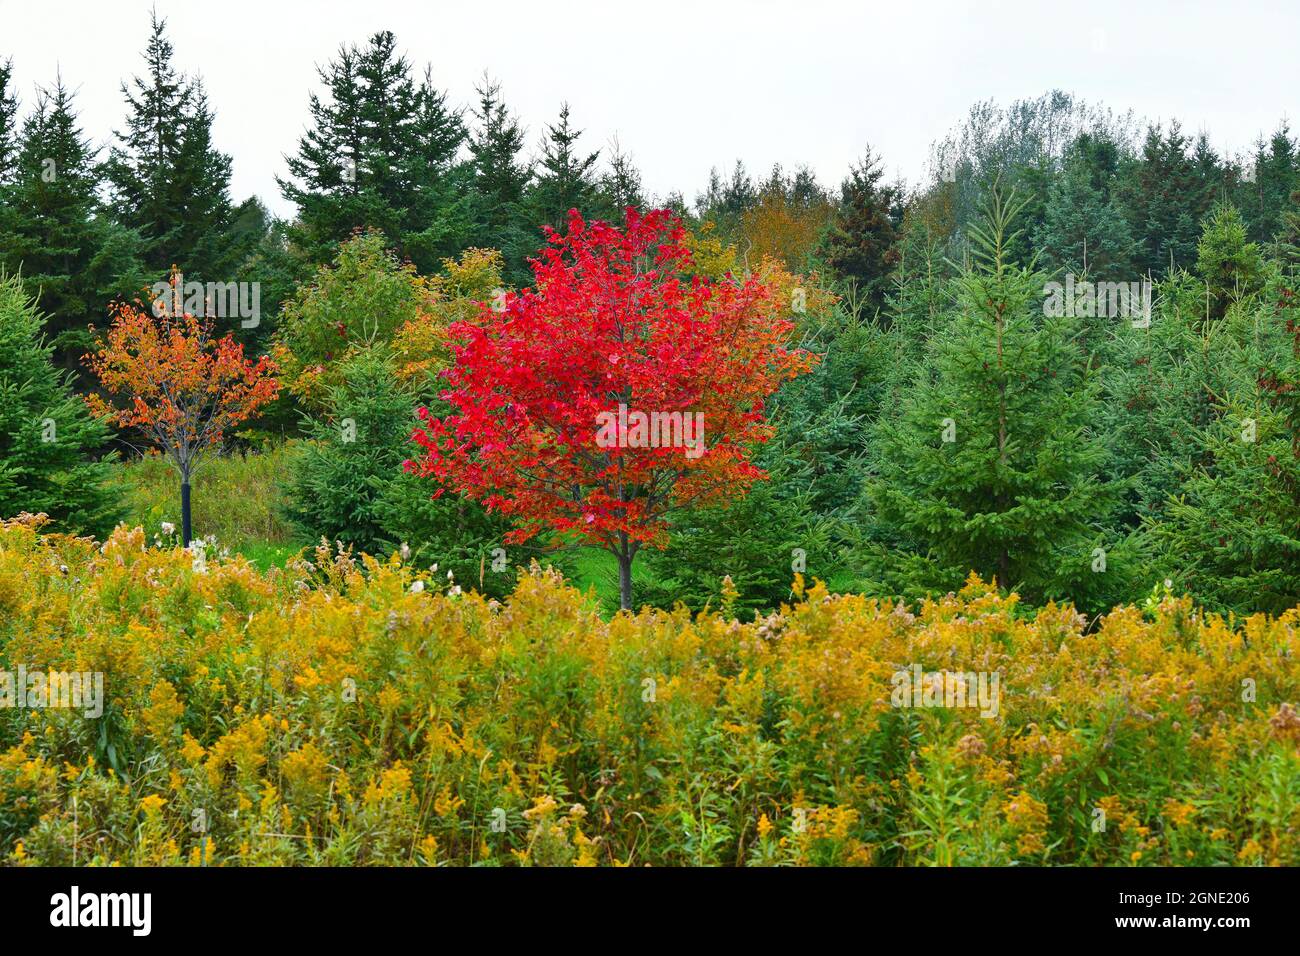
0, 514, 1297, 866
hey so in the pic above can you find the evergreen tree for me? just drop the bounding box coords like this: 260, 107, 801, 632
1272, 188, 1300, 270
858, 187, 1136, 612
1040, 133, 1136, 278
886, 220, 952, 358
0, 272, 122, 535
1102, 268, 1215, 526
467, 76, 533, 282
279, 32, 469, 270
1142, 212, 1300, 616
819, 148, 901, 308
1152, 392, 1300, 617
597, 136, 646, 217
642, 446, 833, 617
1237, 124, 1300, 246
279, 349, 529, 596
105, 11, 235, 278
525, 103, 600, 232
279, 349, 423, 554
0, 77, 146, 374
1120, 123, 1218, 276
0, 57, 18, 184
401, 67, 474, 270
695, 160, 757, 243
1196, 203, 1264, 319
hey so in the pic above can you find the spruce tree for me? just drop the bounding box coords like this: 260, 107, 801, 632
279, 32, 469, 270
859, 186, 1135, 611
279, 349, 420, 553
401, 67, 473, 270
0, 77, 145, 374
278, 40, 368, 258
1040, 133, 1136, 279
106, 11, 235, 278
1102, 268, 1214, 526
525, 103, 600, 232
279, 348, 526, 594
1272, 188, 1300, 270
1153, 388, 1300, 617
819, 148, 901, 309
1196, 203, 1264, 319
467, 76, 533, 282
0, 272, 121, 535
0, 57, 18, 184
597, 136, 645, 217
1235, 124, 1298, 245
1120, 123, 1219, 276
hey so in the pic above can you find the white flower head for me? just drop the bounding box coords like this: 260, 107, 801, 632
410, 580, 425, 594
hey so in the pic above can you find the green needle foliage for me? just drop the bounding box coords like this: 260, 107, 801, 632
857, 185, 1138, 612
0, 272, 122, 536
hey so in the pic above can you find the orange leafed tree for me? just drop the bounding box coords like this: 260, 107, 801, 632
85, 289, 279, 545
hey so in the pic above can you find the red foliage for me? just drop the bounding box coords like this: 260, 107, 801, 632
406, 208, 816, 565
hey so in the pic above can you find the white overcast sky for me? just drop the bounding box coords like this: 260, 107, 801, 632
1, 0, 1296, 217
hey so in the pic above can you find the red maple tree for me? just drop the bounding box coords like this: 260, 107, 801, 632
407, 208, 816, 609
85, 283, 280, 546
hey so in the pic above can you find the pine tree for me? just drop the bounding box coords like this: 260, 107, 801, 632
859, 186, 1135, 611
819, 149, 902, 309
105, 11, 235, 278
525, 103, 600, 233
0, 272, 122, 535
0, 77, 146, 375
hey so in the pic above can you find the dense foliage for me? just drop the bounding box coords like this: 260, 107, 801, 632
2, 516, 1298, 866
2, 16, 1300, 870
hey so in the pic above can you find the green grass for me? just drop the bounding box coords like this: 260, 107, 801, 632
113, 445, 767, 616
115, 445, 297, 553
566, 545, 663, 613
236, 541, 300, 571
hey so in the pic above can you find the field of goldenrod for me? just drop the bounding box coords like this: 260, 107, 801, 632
1, 513, 1297, 866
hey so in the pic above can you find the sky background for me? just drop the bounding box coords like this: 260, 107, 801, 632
1, 0, 1296, 217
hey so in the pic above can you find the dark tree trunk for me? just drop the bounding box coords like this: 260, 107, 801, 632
618, 549, 633, 612
181, 479, 192, 547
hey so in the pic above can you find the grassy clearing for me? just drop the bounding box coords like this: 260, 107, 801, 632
116, 445, 297, 554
